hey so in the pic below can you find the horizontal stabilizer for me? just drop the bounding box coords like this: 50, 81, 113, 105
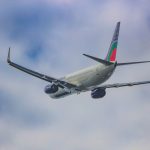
83, 54, 114, 66
117, 61, 150, 66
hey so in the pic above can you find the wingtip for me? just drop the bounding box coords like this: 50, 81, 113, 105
7, 48, 11, 63
83, 54, 89, 57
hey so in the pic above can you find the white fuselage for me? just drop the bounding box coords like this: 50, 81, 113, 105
49, 63, 116, 99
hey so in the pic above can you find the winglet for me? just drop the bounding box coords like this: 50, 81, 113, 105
7, 48, 11, 63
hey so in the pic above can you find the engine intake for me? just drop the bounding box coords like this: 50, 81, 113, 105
91, 88, 106, 98
44, 84, 58, 94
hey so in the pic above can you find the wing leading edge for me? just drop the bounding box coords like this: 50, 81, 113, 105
7, 48, 78, 90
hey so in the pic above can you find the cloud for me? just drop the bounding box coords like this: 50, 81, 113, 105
0, 0, 150, 150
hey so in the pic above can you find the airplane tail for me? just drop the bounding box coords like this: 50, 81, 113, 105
83, 22, 150, 67
105, 22, 120, 62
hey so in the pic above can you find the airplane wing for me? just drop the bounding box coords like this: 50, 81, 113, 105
7, 49, 78, 90
98, 81, 150, 89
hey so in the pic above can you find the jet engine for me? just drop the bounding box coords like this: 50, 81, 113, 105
91, 88, 106, 98
44, 84, 58, 94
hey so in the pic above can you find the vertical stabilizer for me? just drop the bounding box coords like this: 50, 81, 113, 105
106, 22, 120, 62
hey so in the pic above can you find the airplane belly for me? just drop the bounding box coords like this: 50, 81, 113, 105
81, 65, 115, 88
81, 71, 105, 87
64, 64, 116, 90
71, 69, 98, 88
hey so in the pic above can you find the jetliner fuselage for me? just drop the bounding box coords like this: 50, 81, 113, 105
49, 63, 116, 99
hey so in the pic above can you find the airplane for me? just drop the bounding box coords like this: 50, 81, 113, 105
7, 22, 150, 99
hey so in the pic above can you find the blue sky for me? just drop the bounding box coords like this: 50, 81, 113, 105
1, 0, 150, 149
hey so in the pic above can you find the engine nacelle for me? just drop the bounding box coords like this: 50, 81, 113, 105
44, 84, 58, 94
91, 88, 106, 98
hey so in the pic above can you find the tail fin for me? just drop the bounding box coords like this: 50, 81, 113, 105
106, 22, 120, 62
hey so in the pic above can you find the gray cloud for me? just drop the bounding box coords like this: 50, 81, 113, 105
0, 0, 150, 150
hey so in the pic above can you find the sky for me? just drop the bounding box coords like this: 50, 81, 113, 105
1, 0, 150, 149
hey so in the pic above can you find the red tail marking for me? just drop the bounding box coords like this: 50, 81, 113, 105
110, 48, 117, 62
